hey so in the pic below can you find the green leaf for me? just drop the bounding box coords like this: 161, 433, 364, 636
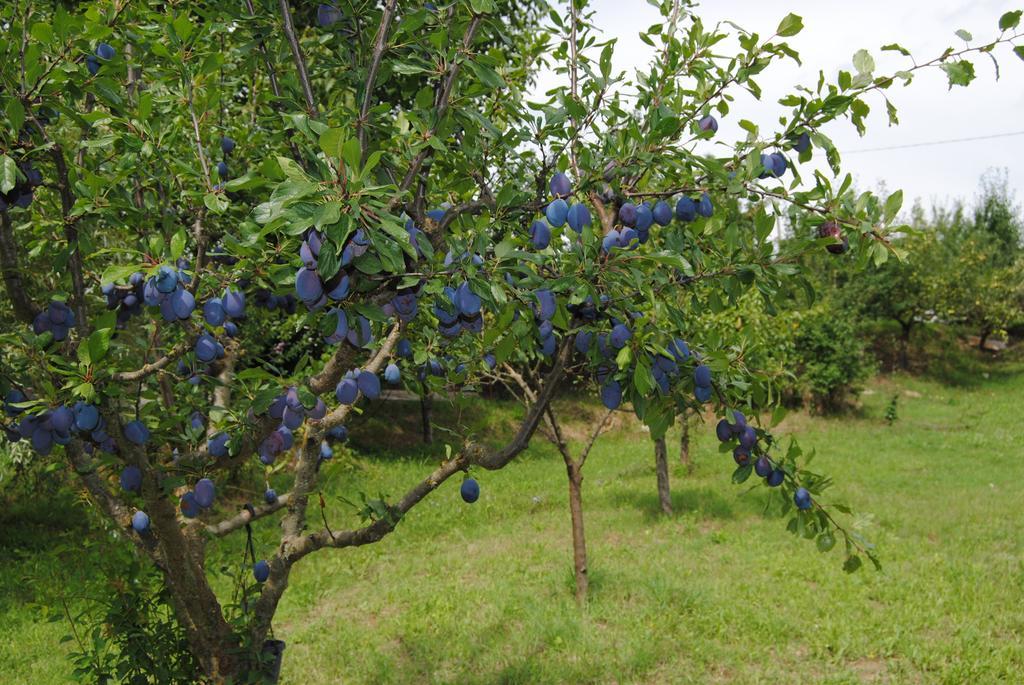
6, 98, 25, 136
999, 10, 1022, 30
204, 192, 228, 213
776, 13, 803, 37
1014, 46, 1024, 62
0, 155, 16, 194
341, 138, 361, 172
940, 60, 975, 87
465, 60, 506, 89
954, 29, 972, 42
881, 43, 911, 56
88, 328, 112, 364
30, 22, 54, 44
852, 49, 874, 75
319, 128, 345, 161
732, 463, 753, 484
816, 531, 836, 552
170, 230, 186, 260
883, 190, 903, 222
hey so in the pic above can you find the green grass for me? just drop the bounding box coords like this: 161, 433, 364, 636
3, 356, 1024, 684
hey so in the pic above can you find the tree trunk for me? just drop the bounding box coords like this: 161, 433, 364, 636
146, 497, 241, 681
898, 321, 912, 370
679, 414, 691, 472
420, 390, 433, 444
653, 436, 672, 515
565, 461, 588, 603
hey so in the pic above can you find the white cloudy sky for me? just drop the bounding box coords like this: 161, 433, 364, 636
533, 0, 1024, 212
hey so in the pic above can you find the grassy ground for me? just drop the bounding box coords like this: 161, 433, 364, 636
2, 352, 1023, 684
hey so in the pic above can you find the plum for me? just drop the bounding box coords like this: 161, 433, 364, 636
194, 478, 216, 508
529, 220, 551, 249
120, 465, 143, 492
131, 511, 150, 533
546, 199, 569, 227
460, 478, 480, 503
618, 202, 638, 227
610, 323, 631, 349
600, 380, 622, 409
794, 487, 812, 510
208, 432, 230, 458
698, 114, 718, 134
124, 420, 150, 445
675, 196, 697, 222
549, 172, 572, 198
253, 560, 270, 582
566, 203, 591, 233
652, 200, 673, 226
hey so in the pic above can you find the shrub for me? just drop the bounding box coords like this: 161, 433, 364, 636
791, 306, 875, 413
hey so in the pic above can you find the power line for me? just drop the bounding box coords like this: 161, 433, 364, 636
844, 130, 1024, 154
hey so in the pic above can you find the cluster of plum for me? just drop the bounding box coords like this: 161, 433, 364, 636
323, 310, 374, 347
202, 287, 246, 336
715, 411, 787, 484
433, 282, 483, 337
335, 369, 381, 404
179, 477, 218, 519
86, 42, 115, 76
142, 264, 195, 322
32, 300, 77, 342
530, 289, 558, 357
253, 386, 329, 465
715, 411, 814, 509
252, 288, 298, 314
3, 391, 117, 455
216, 136, 235, 183
294, 229, 363, 309
101, 273, 147, 327
0, 159, 43, 211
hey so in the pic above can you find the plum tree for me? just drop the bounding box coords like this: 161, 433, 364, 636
0, 0, 1019, 681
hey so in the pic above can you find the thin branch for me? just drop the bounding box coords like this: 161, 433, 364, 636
358, 0, 399, 163
185, 83, 213, 189
205, 493, 292, 537
577, 408, 613, 469
111, 336, 192, 382
278, 0, 319, 118
389, 14, 485, 212
243, 0, 305, 163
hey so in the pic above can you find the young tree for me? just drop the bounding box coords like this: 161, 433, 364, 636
1, 0, 1020, 680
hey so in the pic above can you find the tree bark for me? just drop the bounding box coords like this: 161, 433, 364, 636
146, 497, 240, 680
898, 320, 913, 370
653, 436, 672, 515
565, 461, 588, 603
679, 413, 691, 472
420, 390, 433, 444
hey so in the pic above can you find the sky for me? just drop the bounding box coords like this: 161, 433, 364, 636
533, 0, 1024, 213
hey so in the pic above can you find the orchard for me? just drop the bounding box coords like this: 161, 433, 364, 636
0, 0, 1022, 682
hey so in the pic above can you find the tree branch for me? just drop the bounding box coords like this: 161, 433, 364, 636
389, 13, 484, 212
0, 210, 37, 323
357, 0, 399, 163
111, 337, 192, 382
205, 493, 292, 537
278, 0, 319, 118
